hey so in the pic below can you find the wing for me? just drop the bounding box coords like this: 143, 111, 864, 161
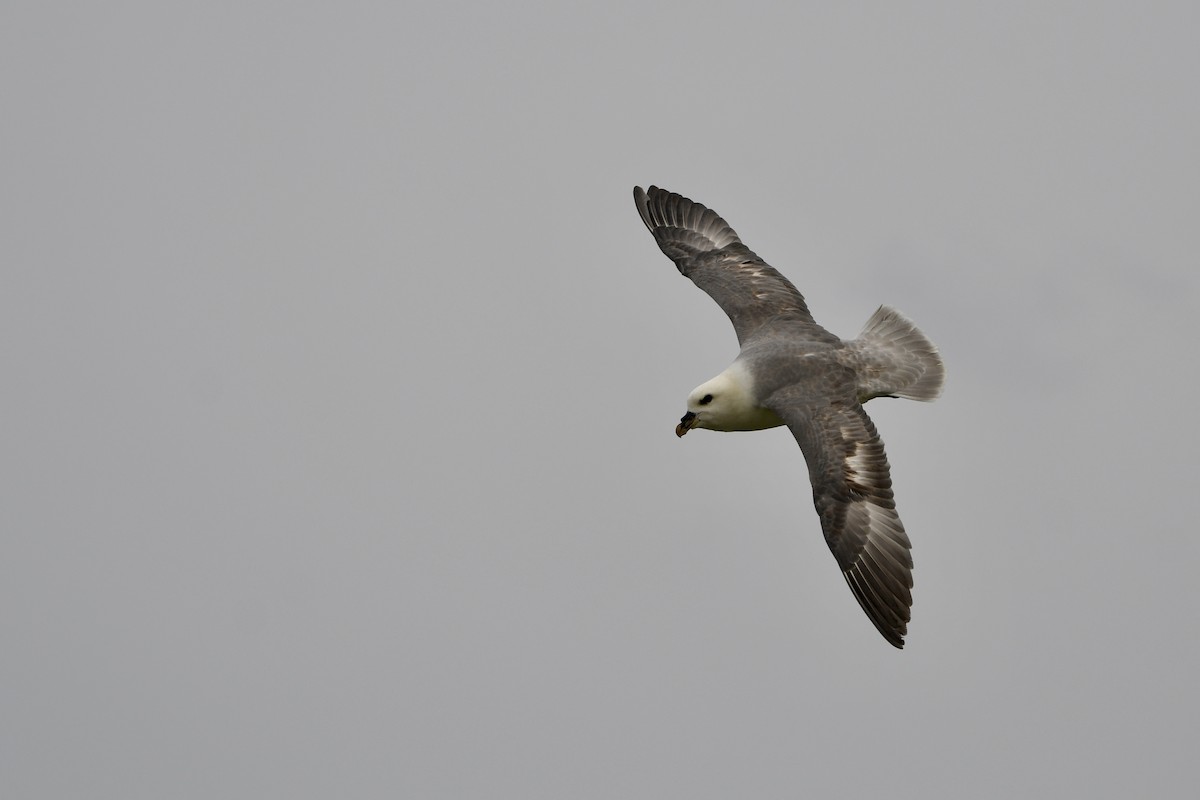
768, 393, 914, 648
634, 186, 824, 344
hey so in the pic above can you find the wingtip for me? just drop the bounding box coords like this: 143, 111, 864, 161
633, 185, 654, 232
631, 185, 742, 250
840, 562, 908, 646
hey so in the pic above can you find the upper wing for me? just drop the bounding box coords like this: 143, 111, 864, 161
634, 186, 822, 344
768, 393, 915, 648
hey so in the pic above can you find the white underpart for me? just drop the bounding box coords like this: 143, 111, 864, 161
687, 361, 785, 432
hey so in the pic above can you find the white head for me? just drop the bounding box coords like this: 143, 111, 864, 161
675, 363, 782, 436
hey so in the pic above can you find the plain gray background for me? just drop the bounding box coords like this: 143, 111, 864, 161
4, 1, 1197, 797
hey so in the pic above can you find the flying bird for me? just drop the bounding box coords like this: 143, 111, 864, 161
634, 186, 944, 648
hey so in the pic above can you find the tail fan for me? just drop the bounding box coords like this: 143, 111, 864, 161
848, 306, 945, 402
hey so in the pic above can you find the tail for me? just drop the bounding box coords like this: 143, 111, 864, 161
848, 306, 945, 402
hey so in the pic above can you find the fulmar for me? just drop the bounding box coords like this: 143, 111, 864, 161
634, 186, 944, 648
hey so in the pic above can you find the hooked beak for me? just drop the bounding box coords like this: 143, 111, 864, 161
676, 411, 697, 437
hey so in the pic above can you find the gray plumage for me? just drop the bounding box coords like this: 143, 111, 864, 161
634, 185, 944, 648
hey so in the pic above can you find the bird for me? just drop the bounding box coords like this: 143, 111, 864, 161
633, 186, 944, 648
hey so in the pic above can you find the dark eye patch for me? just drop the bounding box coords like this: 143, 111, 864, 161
699, 394, 713, 405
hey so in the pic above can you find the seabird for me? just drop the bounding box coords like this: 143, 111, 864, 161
634, 186, 944, 648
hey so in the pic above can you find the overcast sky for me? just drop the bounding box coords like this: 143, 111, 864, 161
4, 2, 1198, 798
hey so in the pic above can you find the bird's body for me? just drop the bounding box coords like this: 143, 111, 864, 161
634, 186, 944, 648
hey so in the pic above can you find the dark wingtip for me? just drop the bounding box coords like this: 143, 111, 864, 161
843, 570, 909, 649
633, 185, 654, 232
632, 185, 743, 252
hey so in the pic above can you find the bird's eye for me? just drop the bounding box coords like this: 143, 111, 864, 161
699, 394, 713, 405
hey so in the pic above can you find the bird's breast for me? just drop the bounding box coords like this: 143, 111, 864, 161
707, 405, 786, 432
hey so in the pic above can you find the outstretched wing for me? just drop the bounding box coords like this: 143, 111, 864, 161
768, 393, 914, 648
634, 186, 824, 344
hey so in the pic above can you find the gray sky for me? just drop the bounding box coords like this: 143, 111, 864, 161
4, 1, 1198, 797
